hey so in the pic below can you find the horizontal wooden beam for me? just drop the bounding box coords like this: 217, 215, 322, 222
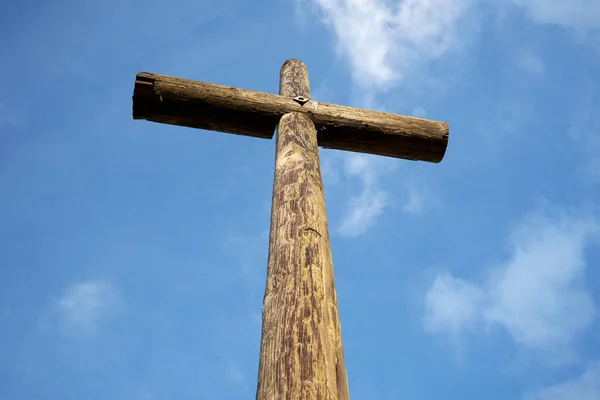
133, 72, 449, 162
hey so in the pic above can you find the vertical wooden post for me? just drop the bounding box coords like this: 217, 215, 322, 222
256, 59, 350, 400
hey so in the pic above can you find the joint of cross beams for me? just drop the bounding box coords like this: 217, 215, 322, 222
293, 96, 310, 106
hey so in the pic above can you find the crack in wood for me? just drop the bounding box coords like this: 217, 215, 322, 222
303, 226, 322, 237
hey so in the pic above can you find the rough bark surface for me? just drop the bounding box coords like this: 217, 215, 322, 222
133, 72, 449, 162
256, 59, 349, 400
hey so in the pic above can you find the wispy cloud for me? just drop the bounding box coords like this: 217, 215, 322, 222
308, 0, 476, 89
338, 187, 387, 236
402, 180, 430, 215
307, 0, 600, 91
56, 280, 116, 334
525, 362, 600, 400
424, 207, 598, 360
485, 211, 596, 353
511, 0, 600, 30
338, 153, 388, 236
424, 273, 484, 335
325, 151, 426, 236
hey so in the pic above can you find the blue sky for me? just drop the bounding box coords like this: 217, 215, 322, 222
1, 0, 600, 398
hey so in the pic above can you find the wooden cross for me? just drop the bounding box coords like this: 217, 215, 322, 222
132, 59, 449, 399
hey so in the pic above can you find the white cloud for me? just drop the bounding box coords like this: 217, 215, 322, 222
486, 213, 596, 350
306, 0, 600, 91
424, 209, 598, 356
424, 273, 484, 334
511, 0, 600, 30
526, 362, 600, 400
402, 180, 428, 215
344, 152, 375, 179
339, 187, 387, 236
327, 152, 424, 236
309, 0, 475, 89
57, 281, 115, 333
338, 153, 388, 236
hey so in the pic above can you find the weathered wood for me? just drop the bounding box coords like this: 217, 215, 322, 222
256, 59, 349, 400
133, 72, 449, 162
132, 58, 451, 399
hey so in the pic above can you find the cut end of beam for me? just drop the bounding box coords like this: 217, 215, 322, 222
132, 73, 156, 120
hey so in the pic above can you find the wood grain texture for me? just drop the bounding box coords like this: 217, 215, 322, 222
256, 60, 349, 400
133, 72, 449, 162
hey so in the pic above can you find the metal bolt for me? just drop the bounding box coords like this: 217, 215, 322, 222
293, 96, 309, 105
